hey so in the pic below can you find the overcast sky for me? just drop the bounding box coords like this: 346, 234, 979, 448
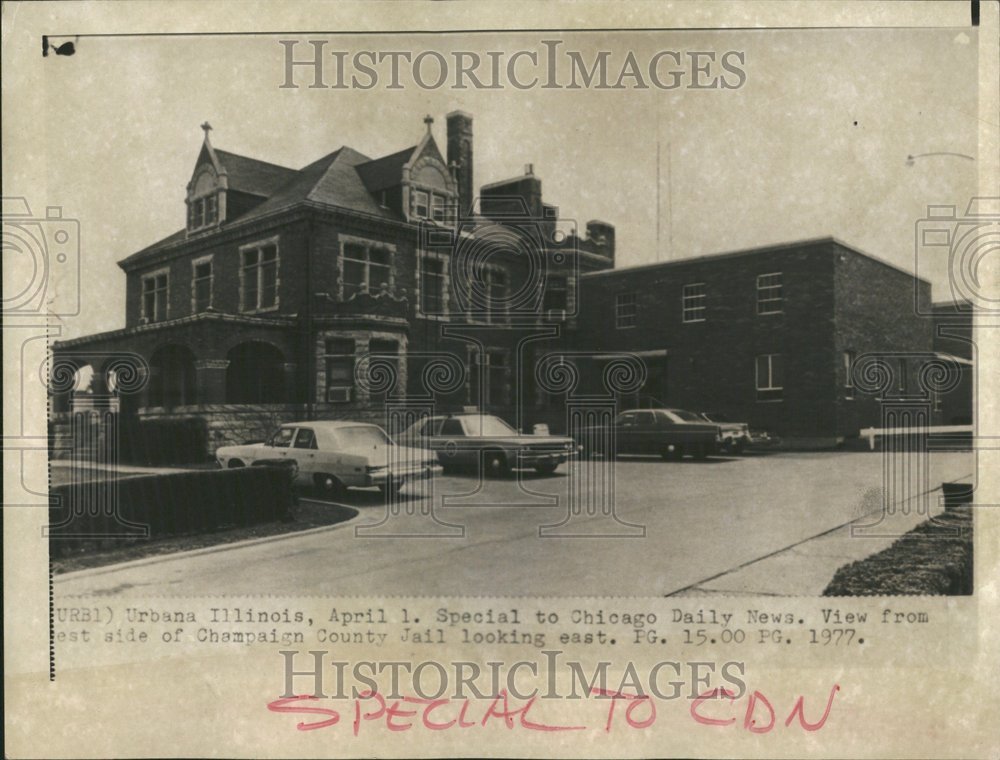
39, 27, 978, 339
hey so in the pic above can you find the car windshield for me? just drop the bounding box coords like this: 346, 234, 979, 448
462, 415, 518, 437
701, 412, 730, 423
667, 409, 703, 422
334, 425, 392, 449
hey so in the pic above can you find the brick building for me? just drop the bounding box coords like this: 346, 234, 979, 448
51, 112, 969, 451
567, 238, 969, 445
50, 112, 614, 449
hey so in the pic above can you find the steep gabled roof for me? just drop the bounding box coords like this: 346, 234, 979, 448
214, 149, 297, 197
356, 146, 417, 193
234, 145, 401, 224
118, 144, 408, 269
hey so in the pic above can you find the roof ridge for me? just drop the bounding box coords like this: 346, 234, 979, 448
213, 148, 295, 172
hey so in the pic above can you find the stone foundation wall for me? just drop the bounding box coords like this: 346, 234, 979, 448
137, 403, 394, 452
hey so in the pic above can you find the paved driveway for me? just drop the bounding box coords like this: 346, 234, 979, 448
55, 451, 973, 598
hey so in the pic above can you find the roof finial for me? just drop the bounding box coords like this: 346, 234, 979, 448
423, 114, 434, 133
201, 121, 213, 139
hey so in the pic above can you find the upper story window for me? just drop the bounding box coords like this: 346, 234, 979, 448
757, 272, 784, 315
141, 269, 169, 323
682, 283, 706, 323
616, 292, 637, 329
544, 275, 568, 313
485, 268, 507, 323
188, 194, 218, 232
341, 238, 393, 299
418, 253, 449, 318
432, 194, 447, 223
240, 239, 279, 312
187, 166, 221, 233
191, 256, 213, 313
413, 190, 430, 219
410, 188, 452, 224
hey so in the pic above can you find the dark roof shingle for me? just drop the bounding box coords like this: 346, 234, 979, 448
356, 146, 416, 193
214, 149, 297, 197
119, 143, 410, 269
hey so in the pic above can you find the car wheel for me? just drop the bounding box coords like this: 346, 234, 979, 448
732, 440, 746, 456
534, 462, 559, 475
661, 445, 683, 461
228, 459, 246, 468
315, 473, 347, 499
483, 450, 510, 478
380, 480, 403, 499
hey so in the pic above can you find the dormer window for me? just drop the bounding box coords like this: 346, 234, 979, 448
432, 194, 446, 223
188, 193, 218, 231
413, 190, 430, 219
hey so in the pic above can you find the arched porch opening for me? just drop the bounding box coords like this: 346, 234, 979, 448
148, 344, 197, 408
226, 341, 285, 403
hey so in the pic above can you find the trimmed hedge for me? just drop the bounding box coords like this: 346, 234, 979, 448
823, 506, 972, 596
49, 466, 294, 558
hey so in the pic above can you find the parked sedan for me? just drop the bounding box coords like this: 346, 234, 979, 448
397, 413, 578, 476
216, 421, 442, 498
698, 412, 752, 454
578, 408, 721, 460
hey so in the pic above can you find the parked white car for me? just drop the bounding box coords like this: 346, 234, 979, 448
216, 421, 442, 498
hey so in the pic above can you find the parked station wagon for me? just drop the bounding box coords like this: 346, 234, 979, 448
216, 421, 441, 498
397, 413, 579, 476
577, 408, 722, 460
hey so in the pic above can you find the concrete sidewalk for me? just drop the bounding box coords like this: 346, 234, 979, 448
668, 479, 972, 596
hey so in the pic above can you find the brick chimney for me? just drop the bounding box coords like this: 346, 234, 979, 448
447, 111, 473, 217
586, 220, 616, 261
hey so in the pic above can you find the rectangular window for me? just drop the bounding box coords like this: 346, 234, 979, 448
192, 258, 213, 313
188, 195, 218, 231
682, 283, 706, 323
843, 350, 855, 399
757, 272, 784, 315
204, 195, 217, 225
342, 240, 393, 299
324, 339, 355, 402
241, 242, 279, 311
189, 199, 204, 230
420, 255, 447, 316
543, 275, 568, 312
141, 270, 168, 322
616, 292, 637, 329
431, 194, 446, 223
413, 190, 429, 219
756, 354, 784, 401
488, 269, 507, 323
470, 350, 509, 407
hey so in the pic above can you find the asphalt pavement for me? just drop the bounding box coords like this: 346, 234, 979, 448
55, 451, 974, 598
